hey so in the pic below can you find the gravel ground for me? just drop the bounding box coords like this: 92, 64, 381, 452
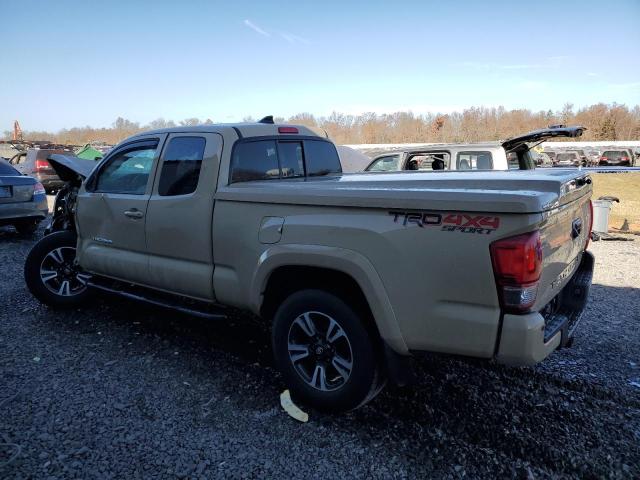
1, 224, 639, 479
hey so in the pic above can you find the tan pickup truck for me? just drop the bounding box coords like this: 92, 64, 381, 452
24, 118, 594, 411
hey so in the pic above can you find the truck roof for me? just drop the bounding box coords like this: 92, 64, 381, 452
129, 122, 324, 140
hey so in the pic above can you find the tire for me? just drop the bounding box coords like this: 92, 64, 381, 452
14, 219, 39, 235
24, 230, 93, 308
272, 289, 385, 412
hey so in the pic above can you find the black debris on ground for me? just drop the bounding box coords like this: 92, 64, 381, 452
1, 225, 639, 479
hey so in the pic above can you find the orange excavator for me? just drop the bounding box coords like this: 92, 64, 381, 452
13, 120, 23, 141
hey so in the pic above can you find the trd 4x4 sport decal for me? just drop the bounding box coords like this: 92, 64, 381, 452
389, 211, 500, 235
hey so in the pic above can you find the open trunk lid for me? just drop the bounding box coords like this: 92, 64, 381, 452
501, 125, 585, 152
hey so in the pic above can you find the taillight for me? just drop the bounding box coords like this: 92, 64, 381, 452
621, 157, 628, 161
33, 182, 46, 196
278, 126, 299, 134
585, 200, 593, 250
35, 159, 50, 172
600, 156, 607, 162
490, 230, 543, 313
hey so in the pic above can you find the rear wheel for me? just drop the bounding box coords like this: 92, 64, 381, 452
272, 289, 384, 412
24, 230, 92, 308
14, 219, 39, 235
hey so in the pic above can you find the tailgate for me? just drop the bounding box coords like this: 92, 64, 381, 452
535, 181, 592, 311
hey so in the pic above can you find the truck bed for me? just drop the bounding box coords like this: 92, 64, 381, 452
217, 169, 591, 214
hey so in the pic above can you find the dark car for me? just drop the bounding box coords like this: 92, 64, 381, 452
554, 151, 581, 167
565, 149, 588, 166
599, 149, 634, 166
9, 148, 74, 193
0, 159, 48, 234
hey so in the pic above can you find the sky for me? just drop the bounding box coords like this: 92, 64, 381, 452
1, 0, 639, 132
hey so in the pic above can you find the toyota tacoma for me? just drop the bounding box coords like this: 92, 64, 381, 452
24, 118, 594, 411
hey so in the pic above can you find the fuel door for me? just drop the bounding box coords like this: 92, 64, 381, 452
259, 216, 284, 244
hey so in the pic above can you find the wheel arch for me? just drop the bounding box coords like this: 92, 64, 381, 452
251, 244, 408, 355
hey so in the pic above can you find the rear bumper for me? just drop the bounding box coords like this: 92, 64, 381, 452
35, 173, 64, 190
496, 251, 594, 366
0, 199, 48, 225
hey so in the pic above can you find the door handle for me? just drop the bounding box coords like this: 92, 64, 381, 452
124, 209, 144, 219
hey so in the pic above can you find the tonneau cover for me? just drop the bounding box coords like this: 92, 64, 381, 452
216, 169, 592, 214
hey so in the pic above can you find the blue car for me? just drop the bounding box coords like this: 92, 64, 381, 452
0, 158, 48, 234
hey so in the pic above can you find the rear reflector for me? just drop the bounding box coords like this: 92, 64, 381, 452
490, 230, 543, 312
33, 182, 46, 196
278, 126, 299, 134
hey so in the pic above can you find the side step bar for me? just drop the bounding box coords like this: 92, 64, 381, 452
86, 278, 228, 321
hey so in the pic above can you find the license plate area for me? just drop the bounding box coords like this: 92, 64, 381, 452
0, 186, 12, 198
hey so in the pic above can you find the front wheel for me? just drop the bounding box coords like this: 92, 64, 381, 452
24, 230, 92, 308
272, 289, 385, 412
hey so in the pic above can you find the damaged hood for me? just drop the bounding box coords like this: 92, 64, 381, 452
47, 154, 98, 182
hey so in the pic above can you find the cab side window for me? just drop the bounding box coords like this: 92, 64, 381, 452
230, 140, 280, 183
158, 137, 206, 196
93, 142, 158, 194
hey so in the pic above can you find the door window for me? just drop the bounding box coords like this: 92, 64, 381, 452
367, 155, 400, 171
94, 142, 158, 194
158, 137, 206, 196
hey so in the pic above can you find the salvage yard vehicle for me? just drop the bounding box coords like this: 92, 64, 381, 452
554, 151, 583, 167
363, 126, 585, 172
599, 149, 635, 167
10, 148, 76, 193
0, 159, 48, 234
24, 119, 595, 412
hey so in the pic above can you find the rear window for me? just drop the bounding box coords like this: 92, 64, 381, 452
602, 151, 626, 159
456, 151, 493, 170
304, 140, 342, 177
0, 160, 20, 176
557, 152, 578, 161
230, 139, 340, 183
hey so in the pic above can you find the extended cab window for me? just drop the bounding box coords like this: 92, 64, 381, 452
231, 140, 280, 183
304, 140, 341, 177
93, 142, 158, 194
230, 138, 340, 183
158, 137, 206, 196
456, 151, 493, 170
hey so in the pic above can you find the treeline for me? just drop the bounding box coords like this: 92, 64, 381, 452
5, 103, 639, 146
